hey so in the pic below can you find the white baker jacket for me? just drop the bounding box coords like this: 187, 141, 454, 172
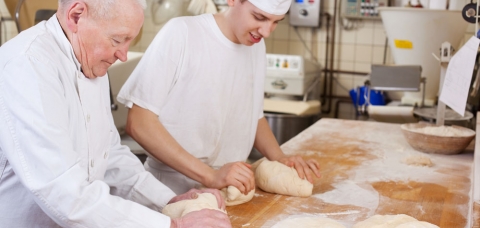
0, 15, 176, 227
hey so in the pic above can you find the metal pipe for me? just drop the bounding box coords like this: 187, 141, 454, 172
322, 0, 338, 114
14, 0, 25, 32
320, 12, 331, 106
383, 37, 388, 64
324, 69, 368, 76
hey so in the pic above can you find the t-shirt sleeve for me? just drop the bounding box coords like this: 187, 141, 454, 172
117, 19, 187, 115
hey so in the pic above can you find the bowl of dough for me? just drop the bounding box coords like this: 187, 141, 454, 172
401, 123, 475, 155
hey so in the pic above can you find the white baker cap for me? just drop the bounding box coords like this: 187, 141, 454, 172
248, 0, 292, 15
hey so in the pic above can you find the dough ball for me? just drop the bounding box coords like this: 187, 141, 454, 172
162, 193, 225, 218
395, 221, 438, 228
255, 159, 313, 197
220, 186, 255, 206
272, 216, 346, 228
353, 214, 417, 228
404, 155, 433, 167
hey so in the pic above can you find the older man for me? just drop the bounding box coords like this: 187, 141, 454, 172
0, 0, 230, 227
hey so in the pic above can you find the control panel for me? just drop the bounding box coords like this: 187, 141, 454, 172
267, 55, 301, 71
265, 54, 321, 96
289, 0, 321, 27
343, 0, 388, 19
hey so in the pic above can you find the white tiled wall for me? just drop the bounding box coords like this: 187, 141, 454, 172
1, 0, 474, 120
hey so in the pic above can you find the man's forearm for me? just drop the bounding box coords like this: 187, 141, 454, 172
126, 104, 215, 186
253, 117, 285, 161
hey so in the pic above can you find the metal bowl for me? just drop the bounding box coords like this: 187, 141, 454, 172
401, 123, 475, 155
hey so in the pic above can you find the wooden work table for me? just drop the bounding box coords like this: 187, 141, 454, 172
227, 118, 475, 227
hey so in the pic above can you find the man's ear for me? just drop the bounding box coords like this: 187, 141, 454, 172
65, 1, 87, 33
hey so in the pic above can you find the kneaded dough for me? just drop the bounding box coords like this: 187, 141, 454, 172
404, 155, 433, 167
255, 159, 313, 197
353, 214, 417, 228
220, 186, 255, 206
395, 221, 439, 228
272, 217, 346, 228
162, 193, 225, 218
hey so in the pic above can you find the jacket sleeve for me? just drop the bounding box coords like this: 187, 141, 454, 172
0, 55, 173, 227
103, 114, 177, 212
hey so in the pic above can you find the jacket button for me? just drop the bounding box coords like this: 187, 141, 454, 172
86, 114, 91, 123
104, 152, 108, 159
90, 159, 95, 167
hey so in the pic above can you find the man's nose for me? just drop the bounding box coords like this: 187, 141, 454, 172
115, 45, 128, 62
259, 22, 275, 38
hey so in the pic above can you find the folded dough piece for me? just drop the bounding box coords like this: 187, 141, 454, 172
162, 193, 225, 218
255, 160, 313, 197
220, 186, 255, 206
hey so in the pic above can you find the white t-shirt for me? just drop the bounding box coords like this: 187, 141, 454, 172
0, 16, 175, 227
117, 14, 265, 189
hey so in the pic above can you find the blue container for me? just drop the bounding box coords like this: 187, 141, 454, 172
349, 86, 386, 108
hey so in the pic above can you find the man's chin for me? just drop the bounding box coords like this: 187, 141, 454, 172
86, 70, 108, 79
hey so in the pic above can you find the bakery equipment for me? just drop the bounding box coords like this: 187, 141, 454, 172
378, 7, 468, 106
264, 54, 322, 116
413, 41, 474, 127
289, 0, 322, 27
262, 54, 322, 144
358, 65, 425, 124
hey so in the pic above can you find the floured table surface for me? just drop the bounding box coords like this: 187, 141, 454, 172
227, 119, 474, 227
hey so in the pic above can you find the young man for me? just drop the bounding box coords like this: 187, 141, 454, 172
118, 0, 321, 195
0, 0, 229, 227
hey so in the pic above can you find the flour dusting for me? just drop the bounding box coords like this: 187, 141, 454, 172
313, 181, 379, 213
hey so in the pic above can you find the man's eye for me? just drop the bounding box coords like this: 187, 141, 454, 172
254, 16, 266, 21
112, 39, 121, 45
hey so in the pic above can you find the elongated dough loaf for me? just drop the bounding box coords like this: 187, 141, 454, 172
255, 160, 313, 197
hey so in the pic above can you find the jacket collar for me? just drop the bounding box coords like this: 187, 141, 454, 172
46, 14, 82, 72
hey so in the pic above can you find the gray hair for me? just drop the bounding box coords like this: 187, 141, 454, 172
58, 0, 147, 19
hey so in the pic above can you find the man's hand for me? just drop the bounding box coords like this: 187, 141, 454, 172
170, 209, 231, 228
277, 156, 320, 183
206, 162, 255, 195
168, 188, 226, 210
